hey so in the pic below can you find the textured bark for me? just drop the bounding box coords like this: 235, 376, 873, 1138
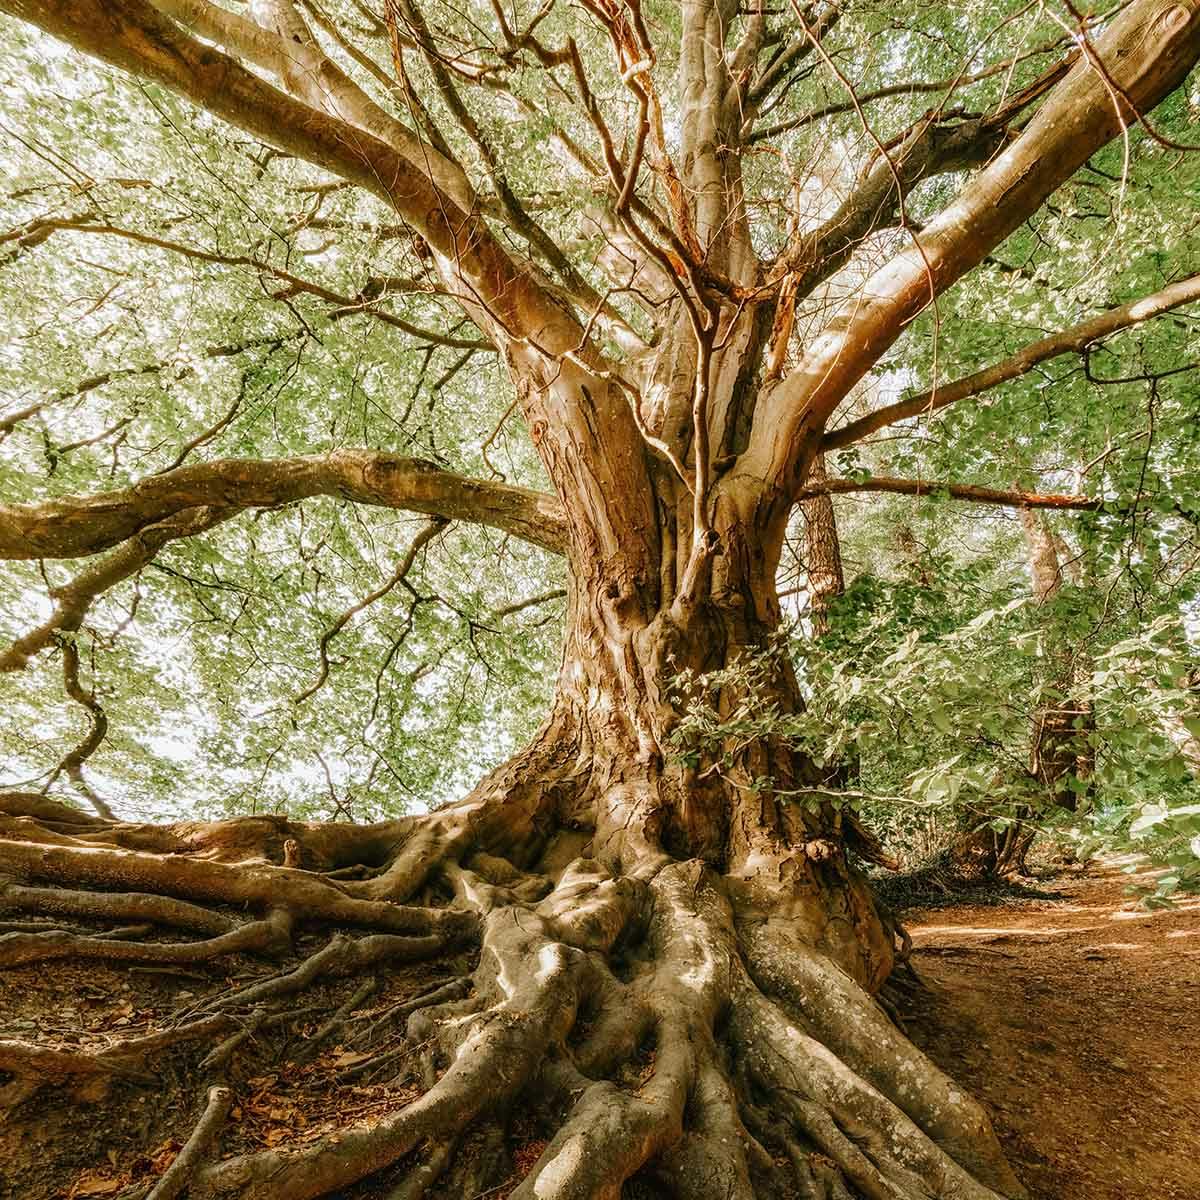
0, 451, 567, 560
0, 546, 1026, 1200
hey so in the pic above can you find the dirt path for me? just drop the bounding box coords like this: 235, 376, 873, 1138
901, 858, 1200, 1200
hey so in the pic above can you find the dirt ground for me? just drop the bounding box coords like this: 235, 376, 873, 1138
901, 857, 1200, 1200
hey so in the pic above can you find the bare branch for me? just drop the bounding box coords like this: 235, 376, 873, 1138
0, 451, 567, 559
823, 271, 1200, 450
797, 475, 1107, 510
749, 34, 1072, 142
294, 516, 447, 704
0, 507, 235, 673
490, 587, 567, 619
8, 216, 491, 349
0, 333, 295, 438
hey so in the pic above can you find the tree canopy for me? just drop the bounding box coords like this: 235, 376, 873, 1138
2, 0, 1196, 832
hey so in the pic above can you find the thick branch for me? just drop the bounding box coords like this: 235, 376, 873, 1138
823, 271, 1200, 450
778, 55, 1074, 304
740, 0, 1200, 508
0, 451, 567, 559
150, 0, 477, 212
0, 0, 580, 356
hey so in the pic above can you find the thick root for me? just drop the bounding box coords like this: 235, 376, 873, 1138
738, 920, 1022, 1194
0, 876, 236, 934
0, 907, 293, 967
0, 786, 1026, 1200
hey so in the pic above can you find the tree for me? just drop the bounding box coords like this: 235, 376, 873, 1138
1, 0, 1199, 1196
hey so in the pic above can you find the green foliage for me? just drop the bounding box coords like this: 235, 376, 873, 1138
1, 0, 1198, 835
0, 23, 566, 819
674, 558, 1200, 897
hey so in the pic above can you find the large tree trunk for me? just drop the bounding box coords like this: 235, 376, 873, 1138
0, 506, 1025, 1200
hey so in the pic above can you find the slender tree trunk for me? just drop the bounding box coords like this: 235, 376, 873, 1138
800, 453, 846, 639
1166, 668, 1200, 776
1019, 509, 1093, 817
953, 512, 1093, 876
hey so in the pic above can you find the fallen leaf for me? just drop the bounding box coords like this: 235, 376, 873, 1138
68, 1169, 125, 1198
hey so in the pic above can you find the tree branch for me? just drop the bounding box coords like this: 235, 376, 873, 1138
777, 55, 1075, 305
490, 587, 567, 620
0, 0, 662, 571
0, 0, 572, 355
738, 0, 1200, 510
749, 34, 1072, 143
294, 516, 447, 704
7, 216, 490, 349
797, 475, 1106, 510
150, 0, 478, 212
0, 332, 295, 439
822, 271, 1200, 450
0, 506, 236, 672
0, 451, 567, 559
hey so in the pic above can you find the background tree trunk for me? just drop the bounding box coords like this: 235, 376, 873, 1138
799, 454, 846, 639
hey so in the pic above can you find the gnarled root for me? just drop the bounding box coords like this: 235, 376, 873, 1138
0, 783, 1025, 1200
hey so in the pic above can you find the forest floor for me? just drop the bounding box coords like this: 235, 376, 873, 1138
900, 856, 1200, 1200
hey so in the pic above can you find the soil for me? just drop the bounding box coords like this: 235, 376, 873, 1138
901, 856, 1200, 1200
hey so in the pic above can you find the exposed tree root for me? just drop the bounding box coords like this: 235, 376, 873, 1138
0, 877, 235, 935
146, 1085, 233, 1200
0, 782, 1027, 1200
0, 1039, 155, 1082
0, 907, 293, 968
293, 977, 379, 1063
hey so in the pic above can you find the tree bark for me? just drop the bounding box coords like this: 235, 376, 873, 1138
799, 454, 846, 639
